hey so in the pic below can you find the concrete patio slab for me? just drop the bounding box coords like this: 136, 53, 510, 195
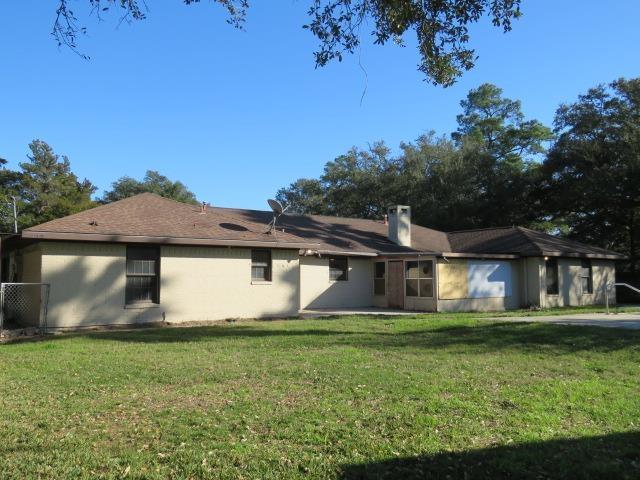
300, 307, 420, 318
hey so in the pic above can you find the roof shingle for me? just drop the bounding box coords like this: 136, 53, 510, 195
23, 193, 624, 259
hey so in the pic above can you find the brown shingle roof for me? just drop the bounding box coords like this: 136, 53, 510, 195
23, 193, 624, 259
447, 226, 624, 259
209, 207, 451, 254
23, 193, 314, 248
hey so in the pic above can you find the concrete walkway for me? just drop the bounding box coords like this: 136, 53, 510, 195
301, 307, 418, 318
490, 312, 640, 330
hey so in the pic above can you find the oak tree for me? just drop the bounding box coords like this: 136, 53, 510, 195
52, 0, 523, 86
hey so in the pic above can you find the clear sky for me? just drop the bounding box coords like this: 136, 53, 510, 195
1, 1, 639, 210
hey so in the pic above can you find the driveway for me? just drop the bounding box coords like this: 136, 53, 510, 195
490, 312, 640, 330
301, 308, 640, 330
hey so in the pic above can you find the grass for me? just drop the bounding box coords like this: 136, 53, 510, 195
478, 304, 640, 317
0, 315, 639, 479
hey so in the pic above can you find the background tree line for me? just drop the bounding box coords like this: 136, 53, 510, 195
0, 141, 198, 232
1, 78, 638, 272
277, 78, 640, 272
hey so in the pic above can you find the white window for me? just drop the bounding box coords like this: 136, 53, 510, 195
251, 249, 271, 282
126, 246, 160, 304
580, 259, 593, 294
374, 262, 385, 296
329, 256, 348, 281
545, 257, 559, 295
405, 260, 433, 297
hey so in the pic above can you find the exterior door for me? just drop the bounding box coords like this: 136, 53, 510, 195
388, 260, 404, 309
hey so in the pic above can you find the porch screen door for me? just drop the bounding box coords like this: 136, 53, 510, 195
388, 260, 404, 309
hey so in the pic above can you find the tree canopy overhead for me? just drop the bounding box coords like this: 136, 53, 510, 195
52, 0, 522, 86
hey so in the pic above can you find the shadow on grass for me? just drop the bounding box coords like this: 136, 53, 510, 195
340, 431, 640, 479
69, 325, 357, 343
384, 321, 640, 353
41, 318, 640, 353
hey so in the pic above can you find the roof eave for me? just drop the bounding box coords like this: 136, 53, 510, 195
537, 251, 627, 260
441, 252, 521, 259
21, 230, 319, 250
304, 249, 378, 257
377, 251, 442, 257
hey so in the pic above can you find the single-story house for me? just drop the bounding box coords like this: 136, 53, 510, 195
0, 193, 624, 328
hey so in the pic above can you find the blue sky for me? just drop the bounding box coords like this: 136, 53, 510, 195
1, 1, 639, 210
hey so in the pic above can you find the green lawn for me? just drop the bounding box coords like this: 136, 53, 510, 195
482, 304, 640, 317
1, 315, 639, 479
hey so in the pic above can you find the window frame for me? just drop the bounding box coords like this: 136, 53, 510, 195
545, 257, 559, 295
405, 258, 434, 298
374, 261, 386, 296
580, 259, 593, 295
125, 246, 160, 305
251, 249, 272, 282
328, 256, 348, 282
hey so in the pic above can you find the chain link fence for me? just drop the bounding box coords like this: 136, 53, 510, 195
0, 283, 51, 331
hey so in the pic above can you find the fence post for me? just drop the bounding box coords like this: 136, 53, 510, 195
41, 284, 50, 333
0, 283, 4, 330
605, 284, 610, 315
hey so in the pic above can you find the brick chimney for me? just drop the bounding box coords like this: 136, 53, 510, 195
387, 205, 411, 247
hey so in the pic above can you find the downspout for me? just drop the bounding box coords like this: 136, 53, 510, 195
539, 258, 544, 308
523, 258, 528, 307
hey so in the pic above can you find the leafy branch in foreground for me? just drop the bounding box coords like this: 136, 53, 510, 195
52, 0, 248, 59
50, 0, 522, 86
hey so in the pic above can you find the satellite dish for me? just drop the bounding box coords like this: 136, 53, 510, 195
265, 199, 289, 234
268, 199, 284, 215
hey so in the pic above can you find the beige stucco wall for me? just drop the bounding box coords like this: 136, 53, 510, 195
41, 242, 160, 327
542, 258, 615, 307
40, 242, 300, 328
436, 258, 520, 312
300, 256, 373, 309
523, 257, 543, 307
161, 246, 299, 321
28, 240, 620, 327
20, 246, 42, 284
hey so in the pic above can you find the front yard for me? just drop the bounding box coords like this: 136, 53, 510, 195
1, 315, 639, 479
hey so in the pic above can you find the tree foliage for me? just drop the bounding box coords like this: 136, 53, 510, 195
0, 158, 23, 232
453, 83, 553, 227
51, 0, 522, 86
276, 178, 326, 215
0, 142, 200, 231
0, 140, 97, 230
102, 170, 199, 204
541, 78, 640, 270
277, 83, 552, 231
